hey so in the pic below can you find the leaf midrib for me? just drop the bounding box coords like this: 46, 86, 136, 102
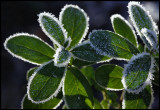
33, 67, 58, 99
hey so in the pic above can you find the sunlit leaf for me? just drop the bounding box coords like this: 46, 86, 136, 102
111, 14, 138, 47
4, 33, 55, 65
59, 5, 89, 49
63, 67, 94, 109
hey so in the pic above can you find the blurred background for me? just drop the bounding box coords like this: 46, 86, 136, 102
1, 1, 159, 109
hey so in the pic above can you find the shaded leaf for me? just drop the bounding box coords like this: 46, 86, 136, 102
28, 60, 66, 103
63, 67, 93, 109
38, 12, 67, 47
4, 33, 55, 65
138, 44, 144, 52
89, 30, 139, 60
72, 58, 96, 68
95, 64, 124, 90
111, 14, 138, 47
122, 53, 153, 93
59, 5, 89, 49
81, 66, 95, 86
122, 84, 153, 109
22, 91, 63, 109
71, 41, 111, 62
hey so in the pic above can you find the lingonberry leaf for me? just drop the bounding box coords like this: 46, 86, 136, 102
59, 4, 89, 49
4, 33, 55, 65
26, 67, 38, 81
89, 30, 139, 60
122, 84, 154, 109
95, 64, 124, 90
70, 41, 111, 62
54, 48, 71, 67
63, 66, 94, 109
21, 91, 63, 109
38, 12, 67, 47
111, 14, 138, 47
141, 28, 158, 51
27, 60, 66, 103
128, 1, 158, 50
122, 52, 154, 94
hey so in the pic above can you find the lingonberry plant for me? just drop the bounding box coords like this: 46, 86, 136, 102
4, 1, 159, 109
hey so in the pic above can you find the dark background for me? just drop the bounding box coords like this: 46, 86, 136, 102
1, 1, 159, 109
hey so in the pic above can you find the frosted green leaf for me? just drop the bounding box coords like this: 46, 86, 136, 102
89, 30, 139, 60
63, 67, 94, 109
95, 64, 124, 90
111, 14, 138, 47
70, 41, 111, 62
26, 67, 38, 81
54, 48, 71, 67
94, 98, 103, 109
141, 28, 158, 50
4, 33, 55, 65
22, 91, 63, 109
59, 5, 89, 49
38, 12, 67, 47
81, 66, 95, 86
128, 2, 158, 49
123, 84, 153, 109
28, 60, 66, 103
122, 53, 153, 94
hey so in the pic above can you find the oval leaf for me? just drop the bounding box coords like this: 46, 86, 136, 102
27, 60, 66, 103
128, 2, 158, 49
70, 41, 111, 62
128, 2, 157, 36
26, 67, 38, 81
95, 64, 124, 90
4, 33, 55, 65
89, 30, 139, 60
122, 84, 154, 109
38, 12, 67, 47
54, 48, 71, 67
63, 67, 94, 109
22, 91, 63, 109
111, 14, 138, 47
122, 53, 153, 94
59, 5, 89, 49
